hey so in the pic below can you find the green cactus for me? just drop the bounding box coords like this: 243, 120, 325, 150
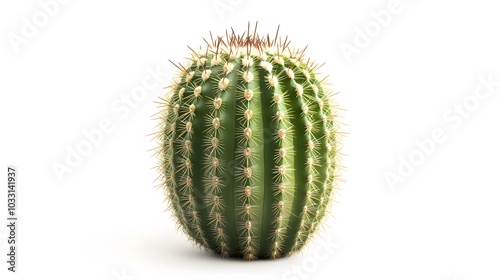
154, 24, 342, 260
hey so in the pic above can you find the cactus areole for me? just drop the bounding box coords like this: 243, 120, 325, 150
155, 24, 342, 260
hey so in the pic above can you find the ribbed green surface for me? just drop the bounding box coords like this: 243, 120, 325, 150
160, 48, 339, 259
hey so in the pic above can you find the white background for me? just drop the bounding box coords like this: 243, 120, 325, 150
1, 0, 500, 279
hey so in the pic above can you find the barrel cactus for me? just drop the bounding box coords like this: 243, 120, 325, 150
154, 24, 342, 260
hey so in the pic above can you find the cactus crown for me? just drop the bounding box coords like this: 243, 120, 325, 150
154, 24, 343, 260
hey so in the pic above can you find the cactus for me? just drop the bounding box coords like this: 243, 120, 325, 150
154, 24, 342, 260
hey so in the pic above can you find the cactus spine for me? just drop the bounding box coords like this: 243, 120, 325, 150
155, 25, 342, 260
